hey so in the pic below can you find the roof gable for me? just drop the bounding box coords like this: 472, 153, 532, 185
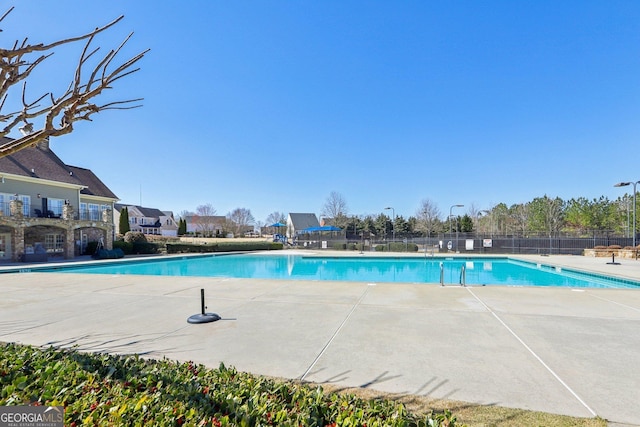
0, 137, 83, 186
116, 204, 166, 218
288, 213, 320, 230
67, 165, 118, 199
0, 137, 117, 200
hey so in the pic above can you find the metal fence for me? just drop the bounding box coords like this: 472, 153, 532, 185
295, 232, 637, 255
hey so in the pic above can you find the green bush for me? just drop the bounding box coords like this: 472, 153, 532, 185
84, 241, 99, 255
391, 242, 419, 252
166, 241, 283, 254
332, 242, 346, 250
0, 343, 462, 426
113, 240, 133, 255
132, 242, 158, 254
375, 242, 419, 252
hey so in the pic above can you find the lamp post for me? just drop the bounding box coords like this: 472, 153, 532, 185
384, 206, 395, 242
614, 180, 640, 248
449, 204, 464, 252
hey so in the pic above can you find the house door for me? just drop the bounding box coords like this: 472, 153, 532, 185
0, 233, 10, 260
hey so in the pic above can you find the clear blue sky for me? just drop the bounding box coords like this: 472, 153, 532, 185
6, 1, 640, 223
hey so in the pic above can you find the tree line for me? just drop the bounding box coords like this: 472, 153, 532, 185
321, 192, 638, 239
175, 191, 637, 240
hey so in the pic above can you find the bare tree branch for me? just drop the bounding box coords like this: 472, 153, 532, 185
0, 8, 148, 158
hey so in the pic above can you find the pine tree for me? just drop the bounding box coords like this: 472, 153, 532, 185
119, 207, 130, 234
178, 218, 187, 235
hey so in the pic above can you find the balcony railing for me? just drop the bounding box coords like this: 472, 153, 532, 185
0, 201, 108, 222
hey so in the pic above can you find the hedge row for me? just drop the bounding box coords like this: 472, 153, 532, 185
375, 242, 419, 252
166, 241, 283, 254
0, 343, 461, 426
113, 241, 158, 255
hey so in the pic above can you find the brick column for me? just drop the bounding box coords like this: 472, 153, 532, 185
13, 227, 24, 262
104, 224, 113, 249
62, 203, 75, 220
10, 199, 23, 219
65, 226, 75, 259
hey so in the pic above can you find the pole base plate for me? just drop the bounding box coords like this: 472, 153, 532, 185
187, 313, 221, 324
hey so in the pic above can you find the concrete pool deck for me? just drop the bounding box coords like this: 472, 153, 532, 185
1, 252, 639, 425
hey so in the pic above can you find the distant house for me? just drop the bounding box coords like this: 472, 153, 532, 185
286, 213, 320, 239
114, 204, 178, 237
184, 215, 226, 237
0, 137, 118, 261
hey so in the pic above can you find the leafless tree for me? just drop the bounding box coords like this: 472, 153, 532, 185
321, 191, 349, 229
193, 204, 219, 237
265, 211, 286, 225
415, 198, 441, 237
227, 208, 254, 236
0, 7, 149, 158
178, 210, 195, 220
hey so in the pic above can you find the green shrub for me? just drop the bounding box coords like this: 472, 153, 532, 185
166, 241, 283, 254
132, 242, 158, 254
375, 242, 419, 252
332, 242, 346, 250
84, 241, 99, 255
113, 240, 133, 254
390, 242, 419, 252
0, 343, 462, 426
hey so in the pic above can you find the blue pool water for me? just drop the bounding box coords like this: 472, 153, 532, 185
38, 254, 640, 289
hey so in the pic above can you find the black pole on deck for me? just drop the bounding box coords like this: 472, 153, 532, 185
187, 288, 221, 324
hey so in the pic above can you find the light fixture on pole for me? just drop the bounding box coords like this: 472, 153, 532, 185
384, 206, 395, 242
449, 205, 464, 235
614, 180, 640, 248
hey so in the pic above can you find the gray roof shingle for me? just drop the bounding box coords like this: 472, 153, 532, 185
0, 137, 118, 199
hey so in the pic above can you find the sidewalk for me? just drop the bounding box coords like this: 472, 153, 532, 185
0, 254, 639, 425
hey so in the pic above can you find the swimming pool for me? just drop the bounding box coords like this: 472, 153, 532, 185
37, 254, 640, 289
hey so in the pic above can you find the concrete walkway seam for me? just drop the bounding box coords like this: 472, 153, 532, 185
300, 284, 373, 381
465, 287, 598, 417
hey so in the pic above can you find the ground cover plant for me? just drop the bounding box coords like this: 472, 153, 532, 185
0, 343, 460, 426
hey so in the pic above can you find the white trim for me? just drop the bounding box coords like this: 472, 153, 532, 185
0, 172, 86, 190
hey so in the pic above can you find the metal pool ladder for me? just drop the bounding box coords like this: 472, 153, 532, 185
459, 264, 466, 287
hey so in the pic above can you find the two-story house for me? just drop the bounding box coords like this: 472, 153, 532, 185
0, 137, 118, 262
114, 204, 178, 237
184, 215, 226, 237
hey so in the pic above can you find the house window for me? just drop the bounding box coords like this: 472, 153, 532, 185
88, 203, 100, 221
19, 195, 30, 216
47, 198, 64, 216
1, 193, 30, 216
0, 193, 9, 216
79, 203, 88, 220
44, 233, 64, 253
